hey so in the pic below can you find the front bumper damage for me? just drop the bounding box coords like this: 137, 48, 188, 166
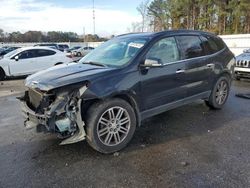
19, 86, 87, 145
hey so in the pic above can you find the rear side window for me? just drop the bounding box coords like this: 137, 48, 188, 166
176, 35, 205, 59
37, 49, 56, 57
200, 35, 225, 54
146, 37, 180, 64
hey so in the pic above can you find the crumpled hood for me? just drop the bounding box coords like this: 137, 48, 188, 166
25, 63, 113, 91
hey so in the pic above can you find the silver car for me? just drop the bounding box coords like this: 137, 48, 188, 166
234, 49, 250, 80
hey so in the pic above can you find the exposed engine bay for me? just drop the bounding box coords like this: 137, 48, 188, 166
19, 84, 87, 145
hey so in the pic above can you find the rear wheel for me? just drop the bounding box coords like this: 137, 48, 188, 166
85, 98, 136, 154
0, 68, 5, 81
77, 52, 81, 57
205, 76, 230, 109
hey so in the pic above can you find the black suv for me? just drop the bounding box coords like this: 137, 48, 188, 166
20, 30, 235, 153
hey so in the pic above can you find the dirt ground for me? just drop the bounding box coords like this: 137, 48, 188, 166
0, 79, 250, 188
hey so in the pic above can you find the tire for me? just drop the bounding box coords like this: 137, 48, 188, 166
77, 52, 81, 57
205, 76, 230, 109
0, 68, 5, 81
85, 98, 136, 154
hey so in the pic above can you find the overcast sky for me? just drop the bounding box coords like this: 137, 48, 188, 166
0, 0, 144, 36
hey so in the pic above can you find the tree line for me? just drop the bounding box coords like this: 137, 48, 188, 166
0, 29, 108, 43
133, 0, 250, 35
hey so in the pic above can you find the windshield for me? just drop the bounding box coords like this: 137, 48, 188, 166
79, 37, 148, 67
4, 48, 22, 58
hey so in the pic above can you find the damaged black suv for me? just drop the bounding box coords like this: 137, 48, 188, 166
20, 30, 235, 153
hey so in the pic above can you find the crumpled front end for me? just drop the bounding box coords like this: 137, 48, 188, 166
19, 84, 88, 145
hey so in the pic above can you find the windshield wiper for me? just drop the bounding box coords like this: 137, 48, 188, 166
83, 61, 106, 67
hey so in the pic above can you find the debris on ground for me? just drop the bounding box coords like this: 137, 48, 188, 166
181, 161, 189, 167
235, 93, 250, 99
113, 152, 120, 157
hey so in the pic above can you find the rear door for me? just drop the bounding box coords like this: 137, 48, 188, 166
32, 49, 57, 71
140, 36, 188, 111
175, 35, 213, 97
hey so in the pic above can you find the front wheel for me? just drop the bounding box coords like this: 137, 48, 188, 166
86, 98, 136, 154
205, 76, 230, 109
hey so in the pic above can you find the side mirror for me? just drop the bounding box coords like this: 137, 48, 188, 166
142, 58, 163, 68
14, 56, 19, 61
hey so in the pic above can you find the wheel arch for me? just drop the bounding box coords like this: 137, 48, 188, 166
81, 93, 141, 127
54, 62, 63, 66
0, 66, 6, 80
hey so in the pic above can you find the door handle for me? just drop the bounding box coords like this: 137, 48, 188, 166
207, 63, 214, 68
176, 69, 185, 74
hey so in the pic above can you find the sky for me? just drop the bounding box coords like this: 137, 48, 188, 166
0, 0, 145, 36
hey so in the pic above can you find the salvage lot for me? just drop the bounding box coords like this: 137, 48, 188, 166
0, 79, 250, 187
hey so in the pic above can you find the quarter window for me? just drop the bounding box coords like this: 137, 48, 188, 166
176, 36, 205, 59
146, 37, 180, 64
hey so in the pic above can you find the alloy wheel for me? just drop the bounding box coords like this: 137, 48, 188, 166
215, 80, 228, 105
97, 106, 131, 146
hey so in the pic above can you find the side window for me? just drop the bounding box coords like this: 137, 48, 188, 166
200, 36, 225, 55
37, 49, 56, 57
214, 37, 225, 51
83, 47, 88, 50
146, 37, 180, 64
176, 35, 205, 59
18, 50, 36, 59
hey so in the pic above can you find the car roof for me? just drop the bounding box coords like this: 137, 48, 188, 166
116, 29, 217, 39
19, 46, 59, 51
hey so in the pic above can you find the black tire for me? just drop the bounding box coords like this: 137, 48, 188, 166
205, 76, 230, 109
85, 98, 136, 154
0, 68, 5, 81
77, 52, 81, 57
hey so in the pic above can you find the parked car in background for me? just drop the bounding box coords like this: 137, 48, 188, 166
0, 46, 20, 57
20, 30, 235, 153
58, 44, 69, 52
34, 43, 69, 52
0, 47, 73, 80
34, 43, 58, 50
72, 46, 94, 57
64, 46, 82, 53
234, 48, 250, 80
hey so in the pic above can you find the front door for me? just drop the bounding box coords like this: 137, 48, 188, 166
140, 36, 188, 111
9, 50, 37, 76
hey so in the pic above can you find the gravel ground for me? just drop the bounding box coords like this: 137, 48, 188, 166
0, 79, 250, 188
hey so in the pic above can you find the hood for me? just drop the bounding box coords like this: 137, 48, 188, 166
236, 52, 250, 61
25, 63, 114, 91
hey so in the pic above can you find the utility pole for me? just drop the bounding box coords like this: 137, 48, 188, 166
92, 0, 95, 35
83, 26, 86, 45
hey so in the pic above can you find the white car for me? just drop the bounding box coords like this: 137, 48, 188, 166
234, 49, 250, 80
72, 46, 94, 57
0, 47, 73, 80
